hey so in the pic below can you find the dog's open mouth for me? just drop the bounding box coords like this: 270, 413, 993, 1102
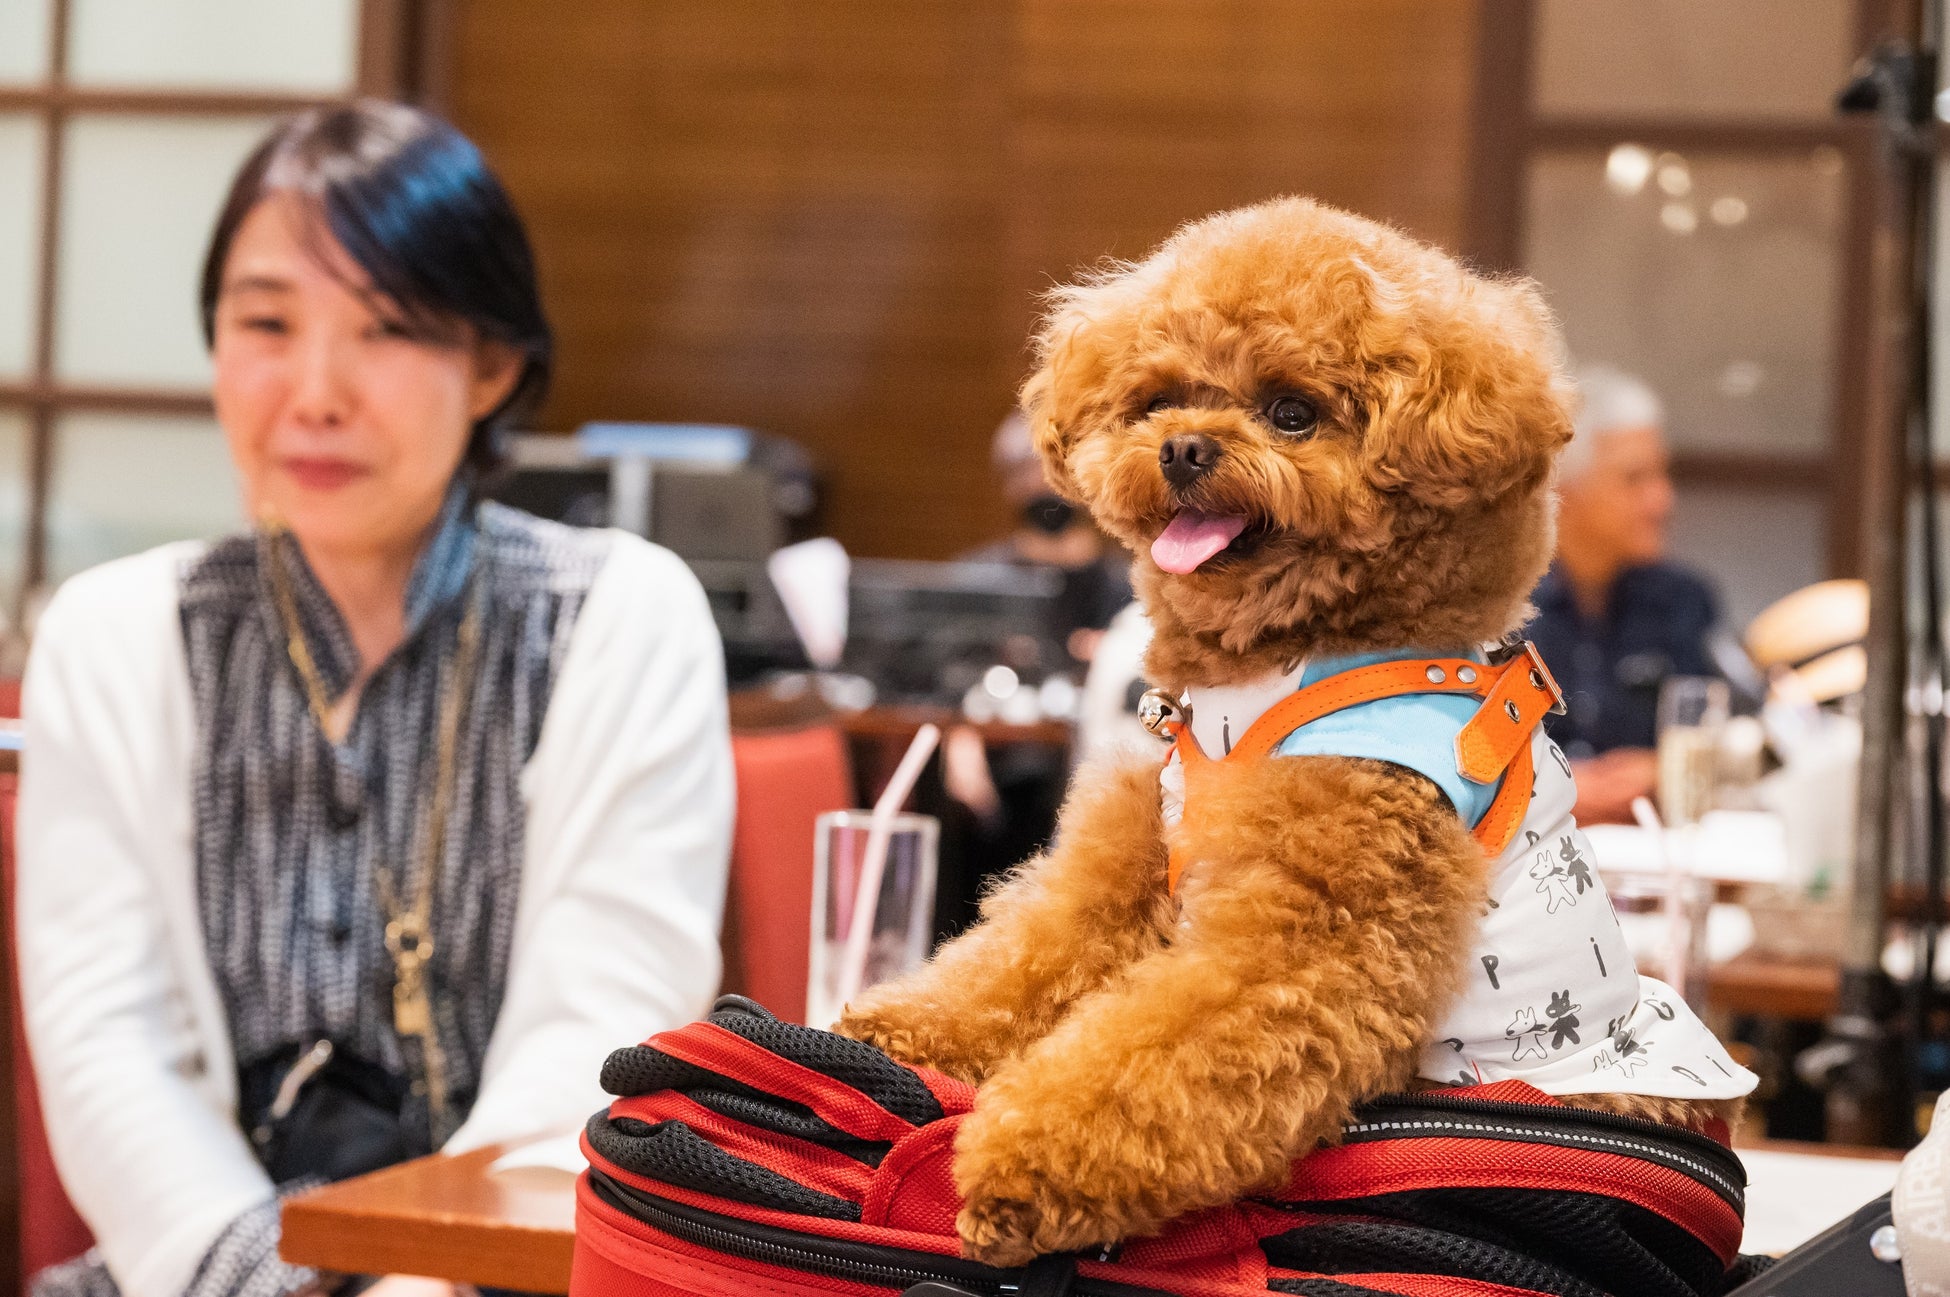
1151, 509, 1251, 574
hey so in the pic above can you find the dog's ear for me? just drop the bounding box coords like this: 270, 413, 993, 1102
1019, 295, 1110, 503
1364, 275, 1573, 507
1017, 364, 1081, 501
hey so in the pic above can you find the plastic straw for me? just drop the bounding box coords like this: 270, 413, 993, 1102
835, 723, 941, 1009
1631, 795, 1692, 999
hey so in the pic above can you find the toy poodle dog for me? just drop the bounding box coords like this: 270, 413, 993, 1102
838, 196, 1755, 1267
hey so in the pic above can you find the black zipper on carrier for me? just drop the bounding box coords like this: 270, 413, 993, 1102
587, 1169, 1171, 1297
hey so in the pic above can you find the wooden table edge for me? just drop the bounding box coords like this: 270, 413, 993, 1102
279, 1146, 577, 1294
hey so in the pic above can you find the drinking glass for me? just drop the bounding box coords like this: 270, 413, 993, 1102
1609, 872, 1715, 1011
1656, 676, 1730, 827
805, 810, 938, 1028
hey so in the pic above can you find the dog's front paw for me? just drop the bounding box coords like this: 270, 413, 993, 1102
834, 1006, 924, 1068
953, 1113, 1121, 1266
957, 1168, 1116, 1267
834, 1001, 990, 1081
958, 1190, 1055, 1268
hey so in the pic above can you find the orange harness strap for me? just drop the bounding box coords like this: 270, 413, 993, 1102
1164, 643, 1564, 893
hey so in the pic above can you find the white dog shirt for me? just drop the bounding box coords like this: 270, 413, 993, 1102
1159, 647, 1756, 1102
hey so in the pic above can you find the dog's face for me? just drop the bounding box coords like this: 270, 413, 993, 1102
1022, 198, 1574, 671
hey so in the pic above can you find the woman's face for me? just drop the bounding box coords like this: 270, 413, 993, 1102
210, 193, 519, 559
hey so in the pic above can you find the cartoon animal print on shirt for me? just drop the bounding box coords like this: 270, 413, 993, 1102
1527, 845, 1579, 914
1557, 836, 1593, 895
1593, 1017, 1651, 1078
1544, 989, 1581, 1049
1506, 1007, 1549, 1062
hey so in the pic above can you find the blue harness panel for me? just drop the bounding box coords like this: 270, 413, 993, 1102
1272, 649, 1501, 829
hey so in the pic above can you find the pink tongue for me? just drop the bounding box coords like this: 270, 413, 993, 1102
1151, 510, 1248, 574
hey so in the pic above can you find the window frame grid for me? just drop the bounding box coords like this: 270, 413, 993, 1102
1467, 0, 1891, 579
0, 0, 420, 601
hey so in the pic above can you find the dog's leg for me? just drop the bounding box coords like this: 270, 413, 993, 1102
950, 756, 1485, 1265
834, 750, 1173, 1083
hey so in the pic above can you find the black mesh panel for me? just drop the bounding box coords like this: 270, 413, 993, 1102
1274, 1188, 1725, 1297
1263, 1220, 1606, 1297
600, 1002, 945, 1129
707, 1010, 946, 1126
599, 1045, 894, 1165
585, 1113, 862, 1222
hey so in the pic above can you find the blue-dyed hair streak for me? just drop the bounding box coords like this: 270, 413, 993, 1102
199, 100, 551, 480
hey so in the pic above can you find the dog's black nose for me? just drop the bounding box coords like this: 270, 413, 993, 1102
1159, 434, 1221, 488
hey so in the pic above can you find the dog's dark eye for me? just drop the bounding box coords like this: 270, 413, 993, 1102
1144, 394, 1176, 416
1265, 395, 1318, 436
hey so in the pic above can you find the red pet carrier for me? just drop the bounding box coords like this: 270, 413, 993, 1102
572, 997, 1765, 1297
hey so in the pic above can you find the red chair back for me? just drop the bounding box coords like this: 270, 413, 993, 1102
723, 727, 854, 1023
4, 771, 95, 1285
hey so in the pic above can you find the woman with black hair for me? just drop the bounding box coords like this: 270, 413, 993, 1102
16, 102, 734, 1297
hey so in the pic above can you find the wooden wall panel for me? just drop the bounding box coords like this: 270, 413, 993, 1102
449, 0, 1482, 559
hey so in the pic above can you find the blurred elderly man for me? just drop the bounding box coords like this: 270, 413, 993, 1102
1530, 365, 1721, 823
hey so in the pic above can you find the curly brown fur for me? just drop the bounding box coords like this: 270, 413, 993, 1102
841, 196, 1736, 1263
838, 753, 1176, 1083
1562, 1090, 1745, 1133
1020, 199, 1570, 685
951, 757, 1483, 1263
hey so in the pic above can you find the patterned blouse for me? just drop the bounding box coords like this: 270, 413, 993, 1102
35, 490, 614, 1297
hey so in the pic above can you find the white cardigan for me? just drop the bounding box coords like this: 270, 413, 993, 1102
17, 532, 734, 1297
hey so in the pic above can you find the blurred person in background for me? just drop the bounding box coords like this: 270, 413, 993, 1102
1530, 364, 1722, 823
938, 413, 1135, 930
18, 103, 733, 1297
963, 410, 1131, 665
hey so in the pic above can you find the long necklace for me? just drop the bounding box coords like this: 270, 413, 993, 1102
264, 526, 484, 1141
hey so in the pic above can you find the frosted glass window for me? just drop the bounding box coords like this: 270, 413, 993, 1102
1525, 149, 1844, 457
0, 0, 52, 85
47, 413, 244, 583
69, 0, 357, 93
0, 409, 29, 618
55, 114, 275, 389
1667, 487, 1826, 633
0, 115, 43, 381
1535, 0, 1856, 121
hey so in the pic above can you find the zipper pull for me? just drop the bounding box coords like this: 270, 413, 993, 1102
1019, 1256, 1078, 1297
270, 1039, 335, 1122
252, 1039, 336, 1149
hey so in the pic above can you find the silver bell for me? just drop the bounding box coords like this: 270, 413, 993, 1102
1138, 688, 1186, 738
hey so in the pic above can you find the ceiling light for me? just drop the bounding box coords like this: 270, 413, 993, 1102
1710, 196, 1750, 226
1605, 143, 1654, 195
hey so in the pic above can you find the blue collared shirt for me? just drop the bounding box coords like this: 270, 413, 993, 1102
1526, 562, 1720, 758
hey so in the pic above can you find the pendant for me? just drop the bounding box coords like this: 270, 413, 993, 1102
386, 917, 435, 1038
394, 977, 434, 1038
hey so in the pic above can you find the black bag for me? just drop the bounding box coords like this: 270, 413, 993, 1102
238, 1040, 425, 1185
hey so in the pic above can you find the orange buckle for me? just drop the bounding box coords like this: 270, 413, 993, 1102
1488, 638, 1568, 716
1455, 641, 1565, 785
